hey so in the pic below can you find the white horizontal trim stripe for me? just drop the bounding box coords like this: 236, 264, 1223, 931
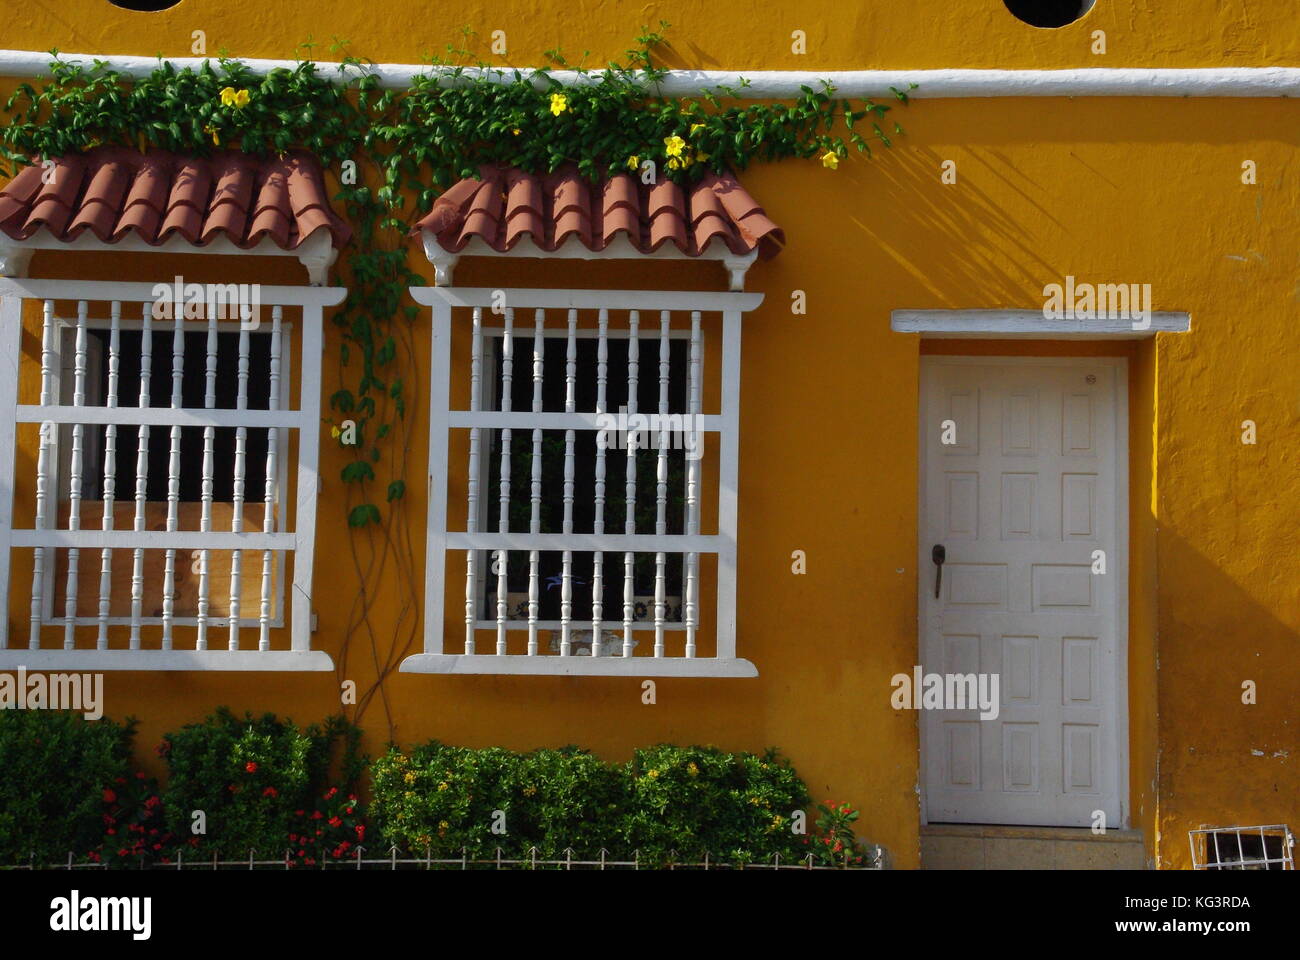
448, 531, 719, 552
892, 309, 1191, 338
17, 405, 304, 428
12, 530, 295, 550
400, 653, 758, 677
0, 650, 334, 671
416, 287, 763, 311
448, 410, 721, 431
0, 277, 346, 307
2, 50, 1298, 98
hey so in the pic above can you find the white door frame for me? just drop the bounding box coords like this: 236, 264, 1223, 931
916, 355, 1130, 829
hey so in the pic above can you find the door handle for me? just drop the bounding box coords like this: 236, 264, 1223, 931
931, 544, 946, 600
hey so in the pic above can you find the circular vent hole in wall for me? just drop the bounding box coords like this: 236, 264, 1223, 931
108, 0, 182, 10
1003, 0, 1096, 28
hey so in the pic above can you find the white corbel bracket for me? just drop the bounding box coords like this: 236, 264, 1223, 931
722, 251, 758, 291
421, 230, 460, 285
295, 230, 338, 286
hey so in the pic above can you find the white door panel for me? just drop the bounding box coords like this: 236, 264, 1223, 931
920, 359, 1125, 827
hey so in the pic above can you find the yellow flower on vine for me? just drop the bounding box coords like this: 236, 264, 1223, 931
626, 155, 640, 171
330, 425, 341, 438
549, 93, 568, 116
512, 128, 521, 135
664, 135, 686, 157
220, 87, 251, 109
696, 151, 710, 164
204, 125, 220, 147
820, 150, 840, 170
690, 123, 705, 136
667, 157, 683, 171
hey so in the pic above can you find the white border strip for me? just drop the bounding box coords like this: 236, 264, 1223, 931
2, 50, 1300, 98
892, 309, 1190, 339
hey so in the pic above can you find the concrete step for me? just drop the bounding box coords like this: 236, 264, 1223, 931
921, 824, 1148, 869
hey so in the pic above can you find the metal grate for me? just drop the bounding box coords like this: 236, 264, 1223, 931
1189, 824, 1294, 870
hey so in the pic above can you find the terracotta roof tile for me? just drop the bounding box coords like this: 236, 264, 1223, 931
413, 164, 784, 259
0, 146, 351, 250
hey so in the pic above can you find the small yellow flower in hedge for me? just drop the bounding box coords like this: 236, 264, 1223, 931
522, 785, 537, 796
749, 796, 761, 805
403, 771, 416, 785
512, 128, 521, 135
220, 87, 250, 109
438, 820, 449, 829
437, 781, 449, 791
686, 762, 699, 777
626, 155, 639, 171
550, 92, 568, 116
647, 769, 660, 779
820, 150, 840, 170
664, 135, 686, 157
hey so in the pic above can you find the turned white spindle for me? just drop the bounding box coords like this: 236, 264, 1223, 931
684, 310, 703, 658
495, 308, 513, 655
622, 310, 639, 658
558, 309, 578, 656
29, 300, 56, 648
129, 303, 152, 648
97, 303, 121, 648
653, 310, 670, 658
196, 314, 218, 649
228, 324, 250, 649
62, 302, 89, 649
465, 306, 483, 655
259, 305, 282, 651
160, 310, 185, 649
526, 308, 544, 655
591, 308, 609, 656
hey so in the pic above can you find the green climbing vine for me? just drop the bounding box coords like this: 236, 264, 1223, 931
0, 26, 910, 736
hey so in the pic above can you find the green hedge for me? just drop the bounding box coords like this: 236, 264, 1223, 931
158, 707, 361, 860
0, 707, 872, 867
371, 741, 835, 865
0, 710, 136, 863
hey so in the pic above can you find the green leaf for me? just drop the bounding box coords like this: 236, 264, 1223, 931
386, 480, 406, 502
347, 503, 381, 527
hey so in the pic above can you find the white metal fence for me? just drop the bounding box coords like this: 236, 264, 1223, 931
0, 278, 341, 669
6, 845, 884, 871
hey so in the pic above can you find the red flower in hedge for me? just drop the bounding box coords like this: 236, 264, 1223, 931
263, 787, 278, 798
328, 816, 342, 828
245, 762, 258, 774
355, 825, 365, 841
102, 788, 116, 804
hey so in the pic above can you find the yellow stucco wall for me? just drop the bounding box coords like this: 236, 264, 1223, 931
3, 1, 1298, 869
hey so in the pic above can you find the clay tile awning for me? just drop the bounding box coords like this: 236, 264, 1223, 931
413, 163, 785, 260
0, 146, 351, 251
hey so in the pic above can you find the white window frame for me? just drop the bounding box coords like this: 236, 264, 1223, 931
404, 285, 762, 677
0, 277, 343, 670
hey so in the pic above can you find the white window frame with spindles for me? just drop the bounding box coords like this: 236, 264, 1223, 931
0, 277, 343, 670
404, 285, 762, 677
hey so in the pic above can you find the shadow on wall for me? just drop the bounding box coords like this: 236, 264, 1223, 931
1153, 525, 1298, 869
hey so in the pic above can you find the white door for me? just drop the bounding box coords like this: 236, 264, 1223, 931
919, 358, 1126, 827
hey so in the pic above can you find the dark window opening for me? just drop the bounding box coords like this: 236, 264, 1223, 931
1003, 0, 1094, 29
